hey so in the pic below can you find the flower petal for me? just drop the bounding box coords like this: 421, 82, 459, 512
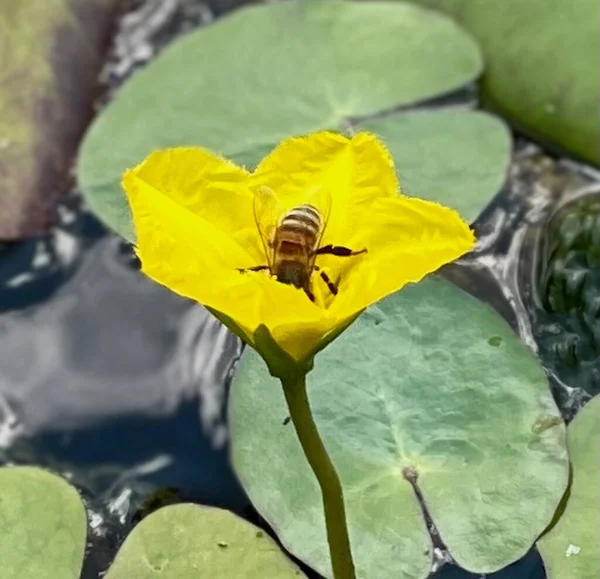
251, 131, 399, 247
270, 316, 340, 362
132, 148, 263, 263
123, 133, 474, 371
328, 195, 475, 320
123, 170, 252, 337
124, 168, 329, 359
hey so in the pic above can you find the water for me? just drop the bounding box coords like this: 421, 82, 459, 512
520, 181, 600, 407
1, 1, 599, 578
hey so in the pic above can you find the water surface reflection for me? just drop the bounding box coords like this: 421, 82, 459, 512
0, 205, 245, 576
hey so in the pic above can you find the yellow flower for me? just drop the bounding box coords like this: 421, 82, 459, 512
122, 131, 474, 377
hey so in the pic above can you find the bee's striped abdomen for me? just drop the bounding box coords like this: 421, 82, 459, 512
279, 204, 322, 246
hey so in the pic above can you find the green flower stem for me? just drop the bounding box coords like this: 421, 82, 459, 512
281, 374, 356, 579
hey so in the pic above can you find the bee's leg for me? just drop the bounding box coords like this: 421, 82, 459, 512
314, 245, 367, 257
304, 287, 316, 302
238, 265, 269, 273
313, 266, 339, 296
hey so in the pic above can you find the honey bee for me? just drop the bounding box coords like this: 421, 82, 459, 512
239, 186, 366, 302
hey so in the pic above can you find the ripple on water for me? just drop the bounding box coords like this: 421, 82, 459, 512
0, 203, 245, 577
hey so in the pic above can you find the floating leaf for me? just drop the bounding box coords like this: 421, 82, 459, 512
77, 0, 485, 241
230, 276, 569, 578
403, 0, 599, 165
105, 503, 305, 578
0, 466, 87, 579
0, 0, 120, 239
357, 109, 511, 222
538, 395, 600, 579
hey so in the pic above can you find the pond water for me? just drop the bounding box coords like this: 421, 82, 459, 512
1, 1, 598, 578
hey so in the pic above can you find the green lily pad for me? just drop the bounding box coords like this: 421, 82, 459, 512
105, 503, 305, 578
538, 395, 600, 579
230, 275, 569, 578
0, 466, 87, 579
0, 0, 120, 239
77, 0, 484, 241
404, 0, 599, 166
357, 109, 511, 222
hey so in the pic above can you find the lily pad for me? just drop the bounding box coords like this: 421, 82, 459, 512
404, 0, 599, 165
0, 0, 120, 239
105, 503, 305, 578
230, 275, 569, 578
77, 0, 485, 241
0, 466, 87, 579
538, 395, 600, 579
357, 109, 511, 222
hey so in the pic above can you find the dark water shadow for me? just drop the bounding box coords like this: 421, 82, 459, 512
433, 549, 546, 579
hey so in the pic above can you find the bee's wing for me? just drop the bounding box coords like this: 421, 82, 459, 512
253, 185, 282, 270
306, 186, 332, 269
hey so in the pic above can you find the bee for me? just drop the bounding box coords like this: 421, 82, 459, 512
239, 186, 366, 302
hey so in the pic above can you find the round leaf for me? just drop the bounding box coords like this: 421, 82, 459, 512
357, 109, 511, 222
404, 0, 599, 165
0, 466, 87, 579
105, 503, 305, 578
538, 395, 600, 579
77, 0, 482, 241
230, 276, 569, 578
